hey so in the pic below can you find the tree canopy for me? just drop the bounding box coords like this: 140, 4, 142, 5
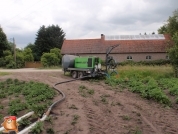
158, 9, 178, 77
158, 9, 178, 37
168, 32, 178, 77
0, 27, 9, 57
34, 25, 65, 61
23, 48, 34, 62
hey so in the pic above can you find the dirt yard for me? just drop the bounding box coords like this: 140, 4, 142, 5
0, 70, 178, 134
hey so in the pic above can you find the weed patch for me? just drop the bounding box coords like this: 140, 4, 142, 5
71, 115, 80, 125
69, 104, 78, 110
100, 95, 108, 104
30, 121, 43, 134
121, 115, 131, 120
78, 85, 95, 97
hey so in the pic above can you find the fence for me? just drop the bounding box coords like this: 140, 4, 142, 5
25, 62, 43, 68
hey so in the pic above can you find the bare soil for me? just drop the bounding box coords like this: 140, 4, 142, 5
0, 70, 178, 134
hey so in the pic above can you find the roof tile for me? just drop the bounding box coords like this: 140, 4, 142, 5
61, 34, 171, 54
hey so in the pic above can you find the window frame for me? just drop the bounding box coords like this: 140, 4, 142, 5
127, 56, 132, 60
146, 55, 151, 60
166, 55, 169, 60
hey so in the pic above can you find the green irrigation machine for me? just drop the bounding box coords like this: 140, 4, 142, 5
62, 45, 119, 78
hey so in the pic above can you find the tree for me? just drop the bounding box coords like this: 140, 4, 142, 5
23, 48, 34, 62
25, 43, 38, 61
0, 27, 9, 57
158, 9, 178, 77
2, 50, 15, 69
158, 9, 178, 37
168, 32, 178, 77
0, 50, 11, 67
34, 25, 65, 61
16, 51, 25, 68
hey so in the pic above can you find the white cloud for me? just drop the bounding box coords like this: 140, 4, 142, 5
0, 0, 177, 48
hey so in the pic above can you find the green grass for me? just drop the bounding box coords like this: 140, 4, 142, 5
117, 65, 173, 79
105, 65, 177, 106
0, 72, 10, 76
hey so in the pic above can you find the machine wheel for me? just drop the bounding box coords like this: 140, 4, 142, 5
78, 71, 84, 78
72, 71, 78, 79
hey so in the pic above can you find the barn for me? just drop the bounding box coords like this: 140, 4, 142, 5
61, 34, 171, 62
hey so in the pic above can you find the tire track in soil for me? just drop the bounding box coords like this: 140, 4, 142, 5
129, 102, 178, 134
84, 102, 124, 134
84, 103, 109, 134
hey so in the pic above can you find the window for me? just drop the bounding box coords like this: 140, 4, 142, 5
127, 56, 132, 60
166, 55, 169, 60
146, 56, 151, 59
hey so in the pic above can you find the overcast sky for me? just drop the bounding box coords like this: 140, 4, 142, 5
0, 0, 177, 48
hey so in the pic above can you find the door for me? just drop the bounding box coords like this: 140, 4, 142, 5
87, 58, 92, 67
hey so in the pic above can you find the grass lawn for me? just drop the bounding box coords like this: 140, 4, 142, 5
117, 65, 173, 79
0, 72, 10, 76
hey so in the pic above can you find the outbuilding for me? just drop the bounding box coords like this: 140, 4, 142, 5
61, 34, 171, 62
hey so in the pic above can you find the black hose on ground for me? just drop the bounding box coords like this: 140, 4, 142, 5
45, 75, 91, 116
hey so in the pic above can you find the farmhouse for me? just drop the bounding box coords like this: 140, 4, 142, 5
61, 34, 171, 62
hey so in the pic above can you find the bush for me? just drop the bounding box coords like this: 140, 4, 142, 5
119, 59, 170, 66
6, 61, 16, 68
16, 52, 25, 68
50, 48, 61, 64
0, 57, 5, 67
41, 53, 59, 67
23, 48, 34, 62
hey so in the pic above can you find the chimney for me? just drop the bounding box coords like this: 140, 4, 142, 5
101, 34, 105, 41
164, 34, 171, 40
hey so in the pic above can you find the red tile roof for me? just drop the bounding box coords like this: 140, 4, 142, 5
61, 34, 171, 54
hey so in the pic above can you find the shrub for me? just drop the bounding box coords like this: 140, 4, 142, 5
41, 53, 59, 67
169, 85, 178, 96
23, 48, 34, 62
119, 59, 170, 66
